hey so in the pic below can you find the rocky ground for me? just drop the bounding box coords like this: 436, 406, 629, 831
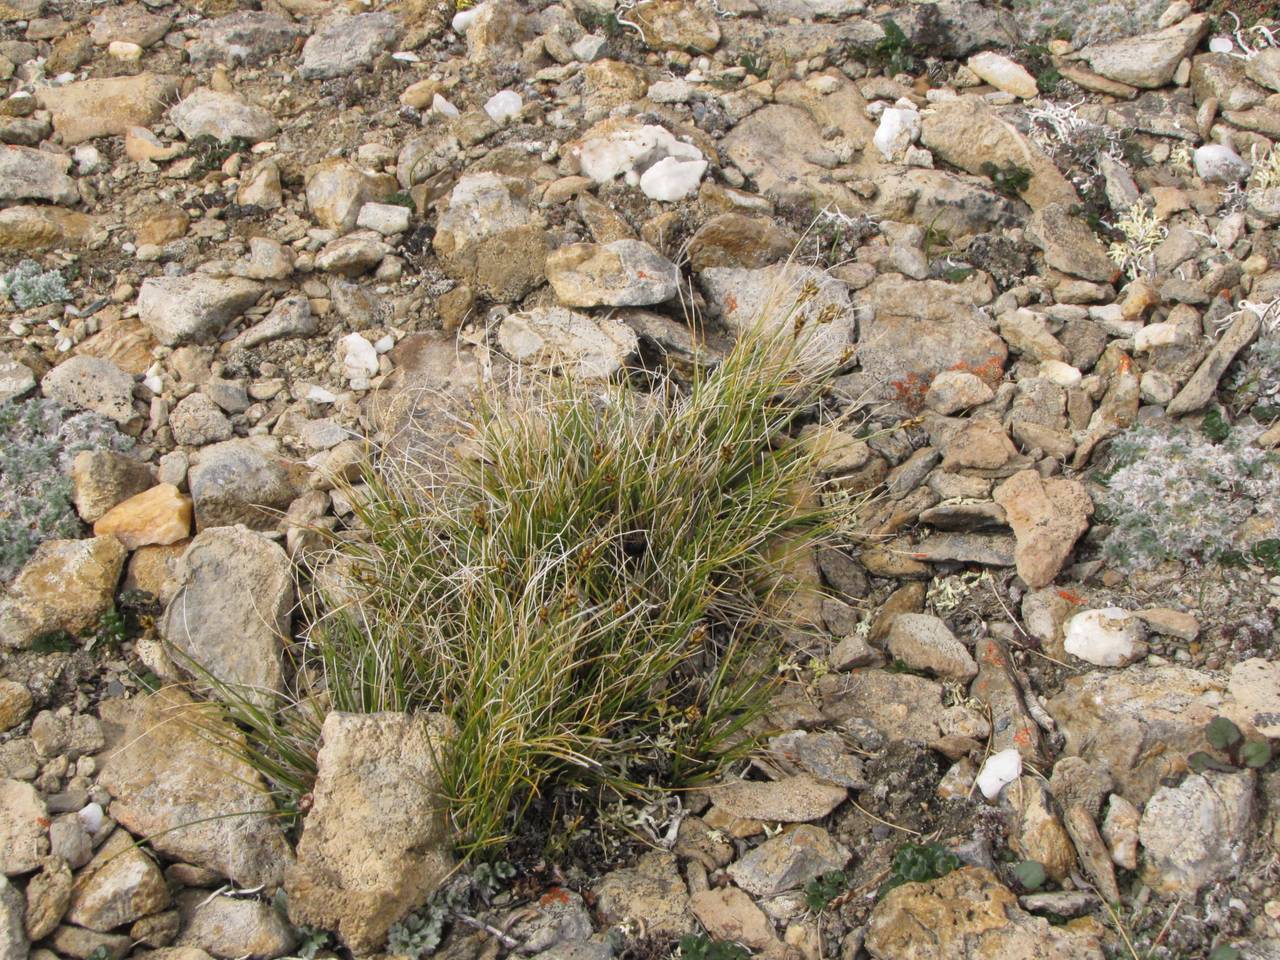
3, 0, 1280, 958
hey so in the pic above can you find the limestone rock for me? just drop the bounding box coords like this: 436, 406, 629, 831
706, 775, 846, 823
188, 11, 305, 65
170, 88, 278, 143
1025, 204, 1117, 283
169, 393, 233, 446
967, 51, 1038, 98
42, 357, 138, 428
94, 484, 192, 550
70, 450, 154, 525
0, 146, 77, 206
1080, 15, 1209, 89
992, 471, 1092, 589
66, 829, 170, 932
920, 98, 1077, 211
97, 688, 291, 887
726, 825, 849, 898
1008, 777, 1076, 883
433, 173, 547, 302
305, 158, 395, 235
687, 214, 795, 271
176, 890, 297, 959
0, 876, 27, 960
0, 206, 104, 251
546, 240, 678, 308
160, 525, 293, 700
1167, 305, 1261, 415
137, 275, 263, 347
36, 74, 179, 145
593, 851, 694, 936
865, 867, 1105, 959
817, 669, 990, 745
0, 778, 48, 875
187, 438, 302, 531
299, 13, 401, 80
1140, 770, 1254, 895
0, 536, 126, 649
24, 857, 72, 940
885, 614, 977, 681
286, 713, 455, 953
0, 681, 31, 733
497, 307, 638, 379
689, 887, 777, 951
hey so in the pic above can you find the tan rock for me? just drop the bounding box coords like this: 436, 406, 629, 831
24, 857, 72, 940
132, 206, 189, 247
285, 712, 455, 954
993, 470, 1092, 589
36, 74, 179, 145
71, 450, 154, 524
706, 775, 847, 824
123, 542, 188, 601
1101, 794, 1139, 870
1008, 777, 1075, 882
0, 680, 33, 733
593, 851, 695, 936
0, 536, 127, 649
94, 484, 192, 550
0, 778, 48, 875
0, 206, 105, 252
67, 829, 170, 932
124, 126, 183, 163
690, 887, 778, 950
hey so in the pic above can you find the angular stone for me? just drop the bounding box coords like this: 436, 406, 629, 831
24, 857, 72, 940
920, 98, 1078, 211
67, 829, 170, 932
1225, 658, 1280, 739
187, 438, 301, 531
1025, 204, 1117, 283
160, 525, 292, 700
0, 536, 126, 649
689, 887, 777, 951
42, 357, 138, 427
433, 173, 547, 302
0, 779, 47, 875
137, 275, 263, 347
817, 669, 989, 745
1046, 666, 1225, 804
1008, 777, 1075, 883
305, 158, 395, 235
176, 890, 296, 959
707, 775, 846, 823
992, 471, 1092, 590
36, 74, 179, 145
0, 876, 27, 960
970, 636, 1048, 765
497, 307, 638, 379
170, 88, 278, 143
286, 713, 455, 953
0, 145, 77, 205
634, 0, 719, 52
687, 214, 795, 271
1140, 770, 1254, 896
726, 825, 849, 898
1167, 305, 1260, 415
188, 11, 305, 66
97, 688, 290, 887
70, 450, 153, 524
1080, 15, 1209, 89
967, 51, 1038, 98
865, 867, 1105, 960
93, 484, 192, 550
546, 240, 678, 307
0, 206, 104, 251
593, 851, 694, 936
885, 614, 977, 681
300, 12, 401, 80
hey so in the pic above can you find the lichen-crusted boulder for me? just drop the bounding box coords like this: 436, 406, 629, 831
41, 357, 139, 428
592, 851, 695, 936
187, 438, 303, 531
160, 525, 293, 701
433, 173, 548, 302
1046, 665, 1226, 805
285, 712, 455, 953
920, 98, 1078, 211
865, 867, 1106, 959
97, 687, 291, 887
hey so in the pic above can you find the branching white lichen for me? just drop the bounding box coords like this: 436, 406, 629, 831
1027, 100, 1124, 175
1105, 203, 1168, 280
1168, 142, 1194, 176
1211, 296, 1280, 338
1249, 143, 1280, 193
1216, 12, 1280, 59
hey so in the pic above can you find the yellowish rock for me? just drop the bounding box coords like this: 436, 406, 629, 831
94, 484, 193, 550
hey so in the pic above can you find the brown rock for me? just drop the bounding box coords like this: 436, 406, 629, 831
993, 470, 1092, 589
688, 213, 795, 271
94, 484, 192, 550
706, 775, 847, 823
67, 829, 170, 932
1008, 777, 1075, 882
690, 887, 778, 950
0, 536, 126, 649
0, 206, 104, 251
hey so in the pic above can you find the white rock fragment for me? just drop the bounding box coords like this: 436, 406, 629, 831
432, 93, 460, 118
639, 156, 708, 202
337, 332, 379, 382
484, 90, 522, 122
452, 5, 482, 33
1208, 36, 1235, 54
1039, 359, 1082, 387
575, 123, 704, 186
356, 202, 411, 236
1194, 144, 1250, 184
1064, 607, 1148, 667
976, 748, 1022, 800
873, 107, 920, 162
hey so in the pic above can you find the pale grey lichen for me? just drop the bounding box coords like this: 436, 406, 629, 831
1008, 0, 1166, 47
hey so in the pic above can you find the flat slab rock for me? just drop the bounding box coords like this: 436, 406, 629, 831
726, 823, 850, 898
706, 774, 847, 823
817, 669, 990, 744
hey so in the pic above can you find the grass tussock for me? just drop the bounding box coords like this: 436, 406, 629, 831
240, 307, 867, 856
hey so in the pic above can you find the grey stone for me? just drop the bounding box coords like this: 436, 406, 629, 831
171, 89, 278, 144
188, 12, 306, 66
66, 829, 170, 932
160, 525, 293, 701
137, 275, 263, 347
169, 393, 233, 447
232, 296, 315, 350
176, 890, 297, 959
886, 613, 978, 681
0, 876, 28, 960
188, 438, 301, 531
706, 775, 847, 822
546, 240, 679, 307
41, 357, 137, 427
497, 307, 638, 379
1167, 306, 1260, 415
817, 669, 990, 744
1026, 204, 1116, 283
1139, 770, 1254, 895
0, 146, 77, 206
300, 13, 401, 80
726, 824, 849, 897
1080, 14, 1209, 88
